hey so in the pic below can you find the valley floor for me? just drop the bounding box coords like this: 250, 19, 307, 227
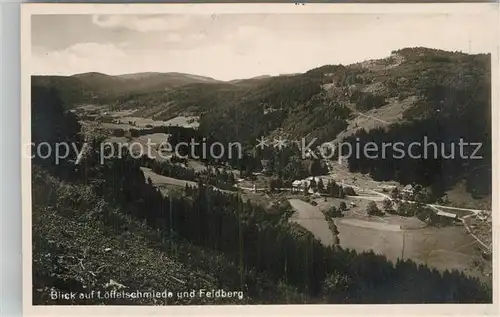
76, 105, 493, 284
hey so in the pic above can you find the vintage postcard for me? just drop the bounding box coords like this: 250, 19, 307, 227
21, 3, 498, 316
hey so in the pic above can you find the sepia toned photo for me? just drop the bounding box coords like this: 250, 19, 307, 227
22, 3, 498, 315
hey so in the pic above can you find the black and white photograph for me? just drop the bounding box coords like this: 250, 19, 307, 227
22, 3, 497, 313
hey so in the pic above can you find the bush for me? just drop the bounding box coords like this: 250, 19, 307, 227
382, 198, 394, 213
129, 128, 140, 137
386, 208, 398, 215
339, 202, 347, 212
355, 92, 387, 111
390, 187, 401, 200
367, 201, 383, 216
112, 129, 125, 137
343, 186, 356, 196
327, 206, 343, 218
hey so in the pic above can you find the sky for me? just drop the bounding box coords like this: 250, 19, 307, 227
31, 13, 496, 81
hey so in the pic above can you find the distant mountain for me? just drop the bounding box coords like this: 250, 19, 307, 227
31, 46, 492, 209
229, 75, 271, 83
115, 72, 219, 84
32, 71, 222, 107
228, 74, 303, 87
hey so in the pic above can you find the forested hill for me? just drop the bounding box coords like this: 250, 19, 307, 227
342, 48, 491, 201
31, 72, 221, 107
32, 47, 492, 201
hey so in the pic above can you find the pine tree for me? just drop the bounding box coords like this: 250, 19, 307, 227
317, 178, 325, 193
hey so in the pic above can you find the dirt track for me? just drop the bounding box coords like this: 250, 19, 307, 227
288, 199, 334, 247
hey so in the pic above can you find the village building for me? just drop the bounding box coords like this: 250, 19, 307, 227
436, 210, 457, 219
291, 177, 322, 194
477, 210, 490, 222
291, 180, 302, 192
260, 160, 271, 174
378, 184, 397, 191
401, 184, 415, 199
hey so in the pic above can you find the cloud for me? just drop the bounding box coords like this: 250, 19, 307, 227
188, 33, 207, 42
32, 43, 128, 75
165, 33, 182, 43
91, 15, 192, 32
68, 43, 127, 58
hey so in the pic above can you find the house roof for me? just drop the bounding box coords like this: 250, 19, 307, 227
437, 210, 457, 218
402, 184, 414, 191
378, 185, 396, 189
306, 176, 320, 182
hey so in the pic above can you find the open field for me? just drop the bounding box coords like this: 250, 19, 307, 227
118, 116, 170, 128
79, 104, 199, 131
305, 193, 490, 280
140, 167, 197, 190
286, 195, 485, 281
74, 104, 105, 111
130, 136, 171, 161
336, 216, 489, 280
108, 109, 137, 117
101, 122, 137, 130
331, 95, 418, 144
140, 167, 236, 196
136, 133, 170, 146
105, 136, 130, 144
185, 159, 208, 172
339, 218, 402, 232
164, 115, 199, 129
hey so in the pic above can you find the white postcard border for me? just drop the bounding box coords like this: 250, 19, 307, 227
21, 3, 500, 316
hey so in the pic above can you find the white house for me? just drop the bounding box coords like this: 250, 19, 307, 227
436, 210, 457, 219
378, 185, 397, 191
292, 178, 319, 194
477, 211, 490, 222
477, 214, 488, 222
292, 180, 303, 192
306, 176, 321, 182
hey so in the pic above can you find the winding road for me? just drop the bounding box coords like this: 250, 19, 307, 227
288, 199, 335, 246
